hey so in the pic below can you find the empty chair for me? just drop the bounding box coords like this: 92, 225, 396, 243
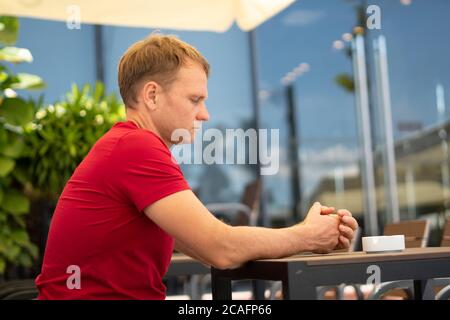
383, 219, 430, 248
368, 219, 450, 300
205, 180, 261, 226
441, 218, 450, 247
3, 289, 38, 300
435, 284, 450, 300
0, 279, 37, 300
430, 219, 450, 300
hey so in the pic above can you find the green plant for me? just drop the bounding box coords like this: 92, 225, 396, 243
0, 16, 44, 274
24, 82, 125, 200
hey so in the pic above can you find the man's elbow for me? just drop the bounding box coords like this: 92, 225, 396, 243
208, 232, 243, 270
209, 255, 243, 270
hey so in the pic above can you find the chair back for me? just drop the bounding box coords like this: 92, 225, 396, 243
383, 220, 430, 248
0, 279, 37, 300
441, 219, 450, 247
239, 180, 261, 226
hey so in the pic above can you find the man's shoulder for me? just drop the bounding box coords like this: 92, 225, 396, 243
113, 126, 170, 158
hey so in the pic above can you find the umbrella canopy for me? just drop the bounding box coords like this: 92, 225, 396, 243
0, 0, 294, 32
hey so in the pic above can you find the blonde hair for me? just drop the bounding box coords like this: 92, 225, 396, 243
118, 33, 210, 106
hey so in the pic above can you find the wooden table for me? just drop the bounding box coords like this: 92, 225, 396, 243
211, 247, 450, 300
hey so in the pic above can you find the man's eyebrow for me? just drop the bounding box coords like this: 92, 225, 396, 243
191, 95, 207, 100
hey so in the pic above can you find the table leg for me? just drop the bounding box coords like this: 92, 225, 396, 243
282, 269, 317, 300
413, 279, 428, 300
211, 269, 232, 300
252, 280, 266, 300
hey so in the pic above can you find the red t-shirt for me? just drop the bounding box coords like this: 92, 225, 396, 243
35, 121, 190, 299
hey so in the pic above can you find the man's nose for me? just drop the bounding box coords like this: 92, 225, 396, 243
196, 104, 210, 121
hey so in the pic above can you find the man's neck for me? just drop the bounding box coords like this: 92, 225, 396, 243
125, 107, 172, 148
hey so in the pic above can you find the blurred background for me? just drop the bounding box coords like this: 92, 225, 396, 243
0, 0, 449, 290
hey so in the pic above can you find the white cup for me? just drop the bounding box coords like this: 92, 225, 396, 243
362, 235, 405, 253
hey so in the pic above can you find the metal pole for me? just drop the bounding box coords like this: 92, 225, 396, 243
285, 84, 302, 221
248, 30, 269, 228
352, 35, 379, 236
374, 35, 400, 223
248, 30, 267, 299
94, 25, 104, 83
436, 84, 446, 125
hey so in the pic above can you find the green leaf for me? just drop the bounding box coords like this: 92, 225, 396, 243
2, 135, 24, 158
11, 73, 45, 90
11, 229, 29, 246
0, 157, 15, 177
12, 165, 28, 185
0, 258, 5, 273
93, 81, 104, 102
0, 126, 7, 147
0, 97, 34, 125
4, 244, 20, 261
17, 252, 33, 267
24, 242, 39, 258
0, 73, 19, 91
334, 73, 355, 93
0, 189, 29, 215
0, 16, 19, 45
69, 144, 77, 157
11, 214, 25, 228
0, 46, 33, 63
0, 187, 3, 205
0, 211, 7, 223
0, 71, 8, 83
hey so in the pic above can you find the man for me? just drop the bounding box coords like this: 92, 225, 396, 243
36, 34, 358, 300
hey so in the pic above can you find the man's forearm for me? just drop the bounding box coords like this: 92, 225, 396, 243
218, 224, 312, 269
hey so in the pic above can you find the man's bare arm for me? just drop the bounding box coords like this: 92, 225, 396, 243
145, 190, 342, 269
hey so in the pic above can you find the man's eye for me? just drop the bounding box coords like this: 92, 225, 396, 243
191, 98, 200, 104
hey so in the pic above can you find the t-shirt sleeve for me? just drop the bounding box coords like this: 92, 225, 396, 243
113, 132, 190, 212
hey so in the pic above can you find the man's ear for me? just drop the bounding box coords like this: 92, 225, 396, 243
141, 81, 159, 110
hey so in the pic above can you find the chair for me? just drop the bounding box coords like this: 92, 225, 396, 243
383, 220, 430, 248
205, 180, 261, 227
0, 279, 37, 300
3, 289, 38, 300
441, 218, 450, 247
367, 219, 450, 300
428, 219, 450, 300
436, 285, 450, 300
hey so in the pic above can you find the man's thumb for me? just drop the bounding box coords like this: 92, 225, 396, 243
311, 202, 321, 213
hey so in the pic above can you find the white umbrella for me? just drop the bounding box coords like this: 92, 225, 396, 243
0, 0, 295, 32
